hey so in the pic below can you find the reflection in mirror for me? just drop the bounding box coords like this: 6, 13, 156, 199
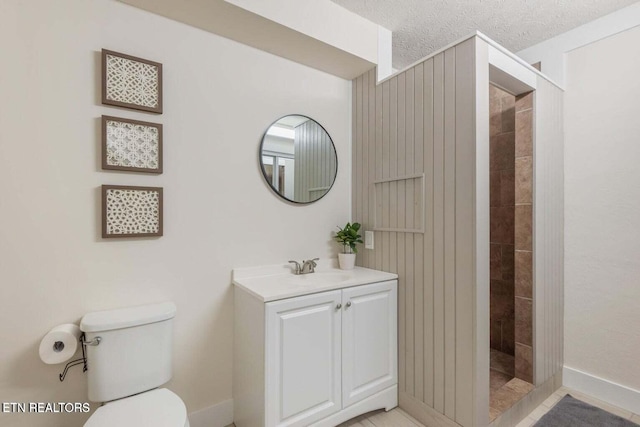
260, 115, 337, 204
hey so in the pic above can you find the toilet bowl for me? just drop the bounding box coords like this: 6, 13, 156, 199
79, 302, 189, 427
84, 388, 189, 427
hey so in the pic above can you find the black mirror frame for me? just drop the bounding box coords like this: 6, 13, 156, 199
258, 114, 338, 205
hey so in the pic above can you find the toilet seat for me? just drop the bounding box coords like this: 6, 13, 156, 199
84, 388, 189, 427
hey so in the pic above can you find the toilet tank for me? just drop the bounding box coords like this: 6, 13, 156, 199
80, 302, 177, 402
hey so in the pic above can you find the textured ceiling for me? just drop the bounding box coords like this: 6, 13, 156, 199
331, 0, 639, 69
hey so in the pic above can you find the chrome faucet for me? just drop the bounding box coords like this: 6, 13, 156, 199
288, 258, 319, 275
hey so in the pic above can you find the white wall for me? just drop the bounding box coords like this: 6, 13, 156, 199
225, 0, 379, 63
517, 2, 640, 87
564, 25, 640, 411
0, 1, 352, 426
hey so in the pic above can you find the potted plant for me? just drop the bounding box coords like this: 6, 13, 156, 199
334, 222, 363, 270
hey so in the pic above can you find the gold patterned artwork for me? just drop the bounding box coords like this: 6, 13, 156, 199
102, 185, 163, 238
102, 49, 163, 113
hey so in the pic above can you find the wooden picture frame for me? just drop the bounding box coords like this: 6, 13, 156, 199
102, 49, 163, 114
102, 116, 163, 174
102, 185, 163, 238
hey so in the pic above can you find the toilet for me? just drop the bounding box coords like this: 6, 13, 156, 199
80, 302, 189, 427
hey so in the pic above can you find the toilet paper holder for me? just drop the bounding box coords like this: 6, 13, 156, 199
59, 334, 99, 382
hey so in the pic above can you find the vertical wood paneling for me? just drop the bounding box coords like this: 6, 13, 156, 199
432, 52, 446, 414
359, 70, 368, 269
375, 79, 384, 271
423, 58, 435, 408
534, 78, 564, 386
353, 39, 479, 427
397, 71, 407, 393
368, 69, 375, 268
414, 63, 425, 403
390, 78, 398, 276
382, 81, 391, 273
454, 39, 475, 427
405, 67, 416, 397
474, 39, 490, 427
443, 46, 457, 420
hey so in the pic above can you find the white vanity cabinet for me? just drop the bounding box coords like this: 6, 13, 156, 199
265, 290, 343, 426
233, 265, 398, 427
340, 281, 397, 408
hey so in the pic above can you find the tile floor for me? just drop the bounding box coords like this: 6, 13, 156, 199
491, 349, 515, 376
489, 349, 536, 421
337, 407, 425, 426
490, 369, 513, 392
490, 377, 535, 421
225, 408, 425, 427
514, 386, 640, 426
226, 387, 640, 427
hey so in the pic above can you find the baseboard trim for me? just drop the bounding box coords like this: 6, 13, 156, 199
563, 365, 640, 414
188, 399, 234, 427
398, 392, 460, 427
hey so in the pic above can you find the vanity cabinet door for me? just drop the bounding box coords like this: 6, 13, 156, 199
341, 280, 397, 408
265, 290, 342, 427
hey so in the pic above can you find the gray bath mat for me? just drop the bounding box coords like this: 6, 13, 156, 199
534, 394, 637, 426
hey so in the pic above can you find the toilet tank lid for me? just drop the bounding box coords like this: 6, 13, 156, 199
81, 302, 177, 333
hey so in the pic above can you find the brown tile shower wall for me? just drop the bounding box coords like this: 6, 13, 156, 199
490, 86, 516, 356
514, 92, 534, 383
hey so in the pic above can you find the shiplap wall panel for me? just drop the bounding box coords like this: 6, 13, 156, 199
382, 81, 391, 273
443, 46, 457, 421
413, 63, 425, 403
534, 77, 564, 386
423, 57, 435, 409
397, 70, 407, 393
432, 52, 446, 415
368, 71, 375, 266
474, 39, 491, 427
352, 39, 477, 426
375, 78, 383, 271
405, 66, 416, 397
390, 77, 399, 278
454, 39, 476, 427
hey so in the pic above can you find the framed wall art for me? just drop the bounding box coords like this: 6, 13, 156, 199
102, 116, 163, 174
102, 185, 163, 238
102, 49, 163, 114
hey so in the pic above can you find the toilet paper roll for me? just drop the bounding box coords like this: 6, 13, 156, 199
39, 323, 82, 365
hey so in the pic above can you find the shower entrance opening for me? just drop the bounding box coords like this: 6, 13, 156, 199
488, 83, 535, 421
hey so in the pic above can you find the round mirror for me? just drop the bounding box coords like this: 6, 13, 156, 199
259, 115, 337, 204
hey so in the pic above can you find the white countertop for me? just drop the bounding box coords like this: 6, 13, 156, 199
232, 259, 398, 302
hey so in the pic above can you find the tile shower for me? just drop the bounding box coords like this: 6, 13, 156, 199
350, 37, 564, 426
489, 85, 534, 420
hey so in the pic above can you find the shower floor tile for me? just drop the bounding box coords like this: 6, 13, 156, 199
490, 349, 515, 376
490, 378, 535, 421
491, 369, 513, 391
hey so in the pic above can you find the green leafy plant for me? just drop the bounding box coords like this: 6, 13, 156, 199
334, 222, 363, 254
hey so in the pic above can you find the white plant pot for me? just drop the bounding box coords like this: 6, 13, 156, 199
338, 253, 356, 270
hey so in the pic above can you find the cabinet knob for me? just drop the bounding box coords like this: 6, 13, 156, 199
346, 301, 352, 308
336, 303, 342, 310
